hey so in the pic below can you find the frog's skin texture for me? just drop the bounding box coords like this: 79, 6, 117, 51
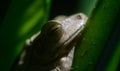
12, 13, 88, 71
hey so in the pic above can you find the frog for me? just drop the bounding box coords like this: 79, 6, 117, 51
12, 13, 88, 71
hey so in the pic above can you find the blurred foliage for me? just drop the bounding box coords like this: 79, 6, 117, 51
104, 16, 120, 71
72, 0, 120, 71
105, 39, 120, 71
0, 0, 51, 71
76, 0, 97, 16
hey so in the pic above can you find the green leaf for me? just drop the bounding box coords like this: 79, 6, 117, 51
105, 37, 120, 71
72, 0, 120, 71
76, 0, 97, 16
0, 0, 51, 71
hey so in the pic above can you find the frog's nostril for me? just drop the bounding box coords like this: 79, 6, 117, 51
76, 15, 82, 19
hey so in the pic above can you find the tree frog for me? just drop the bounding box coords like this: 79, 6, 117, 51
12, 13, 88, 71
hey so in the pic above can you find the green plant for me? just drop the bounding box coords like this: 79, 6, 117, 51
0, 0, 51, 71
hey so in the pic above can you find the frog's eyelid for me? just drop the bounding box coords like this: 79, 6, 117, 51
43, 21, 62, 33
50, 24, 62, 32
50, 27, 60, 33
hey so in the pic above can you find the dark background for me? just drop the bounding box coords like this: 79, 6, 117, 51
0, 0, 11, 24
0, 0, 80, 24
49, 0, 79, 19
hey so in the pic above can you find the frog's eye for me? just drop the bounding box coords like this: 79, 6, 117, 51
49, 22, 62, 34
41, 21, 63, 42
76, 14, 82, 19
